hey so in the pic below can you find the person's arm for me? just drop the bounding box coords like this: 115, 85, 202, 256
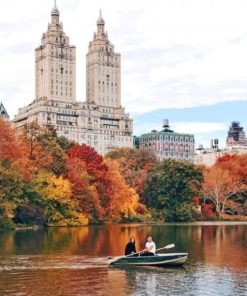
125, 243, 129, 255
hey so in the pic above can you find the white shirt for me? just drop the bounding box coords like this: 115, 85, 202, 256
145, 241, 156, 254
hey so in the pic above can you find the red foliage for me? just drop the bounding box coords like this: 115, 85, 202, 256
68, 144, 108, 181
215, 154, 247, 183
201, 203, 216, 218
66, 157, 101, 216
66, 144, 112, 219
66, 144, 143, 221
192, 196, 200, 206
216, 154, 235, 164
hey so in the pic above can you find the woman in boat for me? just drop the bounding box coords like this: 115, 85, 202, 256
141, 236, 156, 256
125, 237, 136, 256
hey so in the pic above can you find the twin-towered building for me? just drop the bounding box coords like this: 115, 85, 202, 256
13, 2, 133, 155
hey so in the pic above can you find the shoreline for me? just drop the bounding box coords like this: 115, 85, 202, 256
1, 220, 247, 232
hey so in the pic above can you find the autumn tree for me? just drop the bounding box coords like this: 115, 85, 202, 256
22, 122, 72, 175
66, 144, 110, 220
28, 171, 88, 226
21, 122, 53, 171
0, 119, 34, 180
104, 159, 148, 221
203, 155, 247, 217
66, 157, 100, 219
36, 132, 68, 175
106, 147, 157, 196
66, 145, 147, 222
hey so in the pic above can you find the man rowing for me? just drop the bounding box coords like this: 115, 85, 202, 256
141, 236, 156, 256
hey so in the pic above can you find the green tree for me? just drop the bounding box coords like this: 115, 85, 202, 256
0, 160, 25, 228
143, 159, 203, 222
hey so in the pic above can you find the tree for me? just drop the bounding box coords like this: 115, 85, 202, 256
22, 122, 53, 172
0, 118, 21, 161
36, 132, 68, 175
106, 147, 157, 196
143, 159, 203, 221
0, 119, 34, 180
66, 145, 147, 222
66, 157, 101, 219
55, 135, 75, 153
29, 171, 88, 226
66, 144, 110, 221
104, 159, 147, 221
203, 162, 247, 218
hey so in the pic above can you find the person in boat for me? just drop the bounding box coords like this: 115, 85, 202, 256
141, 236, 156, 256
125, 237, 136, 256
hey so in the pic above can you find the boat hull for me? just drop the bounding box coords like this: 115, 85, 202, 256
108, 253, 188, 266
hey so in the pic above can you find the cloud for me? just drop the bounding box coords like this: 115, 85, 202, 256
134, 120, 227, 135
1, 0, 247, 124
172, 122, 228, 134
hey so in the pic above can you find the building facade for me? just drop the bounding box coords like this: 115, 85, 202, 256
13, 3, 133, 155
139, 120, 195, 162
195, 122, 247, 166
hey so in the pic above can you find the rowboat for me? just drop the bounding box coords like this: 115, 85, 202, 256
108, 252, 188, 266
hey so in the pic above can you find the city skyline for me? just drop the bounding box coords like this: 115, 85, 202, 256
1, 0, 247, 147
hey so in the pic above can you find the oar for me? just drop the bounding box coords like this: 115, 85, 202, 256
108, 243, 175, 264
155, 243, 175, 253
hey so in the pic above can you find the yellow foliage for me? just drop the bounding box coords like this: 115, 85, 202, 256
31, 171, 88, 225
32, 171, 72, 204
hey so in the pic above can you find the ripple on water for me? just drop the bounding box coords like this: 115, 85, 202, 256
0, 255, 108, 274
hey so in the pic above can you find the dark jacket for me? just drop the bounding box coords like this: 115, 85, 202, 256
125, 242, 136, 255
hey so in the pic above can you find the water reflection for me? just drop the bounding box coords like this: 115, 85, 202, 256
0, 224, 247, 295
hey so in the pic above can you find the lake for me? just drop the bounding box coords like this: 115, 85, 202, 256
0, 223, 246, 296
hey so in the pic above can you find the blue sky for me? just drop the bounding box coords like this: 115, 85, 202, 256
0, 0, 247, 148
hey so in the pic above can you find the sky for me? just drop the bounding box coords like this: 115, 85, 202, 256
1, 0, 247, 148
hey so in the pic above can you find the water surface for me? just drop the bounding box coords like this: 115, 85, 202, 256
0, 223, 246, 295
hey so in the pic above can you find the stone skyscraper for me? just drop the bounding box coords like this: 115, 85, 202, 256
35, 2, 76, 102
13, 3, 133, 155
86, 11, 121, 108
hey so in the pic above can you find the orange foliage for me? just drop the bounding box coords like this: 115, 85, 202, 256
66, 145, 146, 221
106, 148, 157, 196
0, 119, 34, 180
104, 159, 144, 220
0, 119, 20, 161
202, 154, 247, 217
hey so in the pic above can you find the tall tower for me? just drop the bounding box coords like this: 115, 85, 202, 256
226, 121, 247, 146
35, 1, 76, 102
86, 11, 121, 108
